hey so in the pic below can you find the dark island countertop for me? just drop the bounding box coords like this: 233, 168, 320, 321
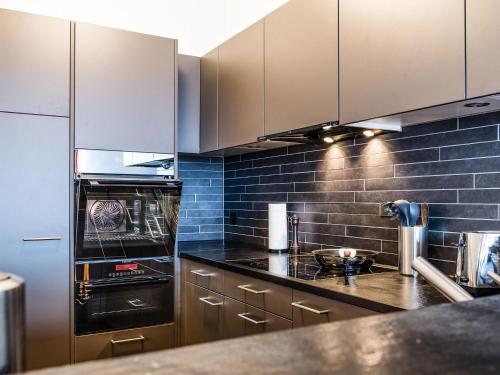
177, 240, 447, 312
30, 294, 500, 375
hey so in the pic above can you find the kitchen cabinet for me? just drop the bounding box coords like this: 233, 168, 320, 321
181, 282, 224, 345
466, 0, 500, 98
224, 270, 293, 319
339, 0, 465, 125
181, 259, 379, 346
200, 48, 219, 153
182, 258, 224, 294
218, 20, 264, 149
75, 22, 176, 153
0, 9, 70, 116
264, 0, 338, 135
75, 324, 175, 363
223, 297, 292, 339
0, 112, 70, 370
292, 290, 376, 328
178, 54, 201, 154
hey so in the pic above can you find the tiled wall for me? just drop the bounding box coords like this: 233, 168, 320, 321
177, 155, 224, 241
224, 111, 500, 273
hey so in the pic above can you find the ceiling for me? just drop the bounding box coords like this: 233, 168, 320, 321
0, 0, 288, 56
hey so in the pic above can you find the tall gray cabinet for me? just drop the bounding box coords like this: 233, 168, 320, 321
264, 0, 338, 135
200, 48, 219, 153
339, 0, 465, 125
0, 9, 70, 116
74, 22, 177, 153
466, 0, 500, 99
218, 21, 265, 149
0, 113, 70, 370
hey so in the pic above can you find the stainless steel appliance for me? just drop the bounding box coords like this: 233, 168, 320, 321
0, 273, 25, 374
74, 175, 181, 338
455, 231, 500, 295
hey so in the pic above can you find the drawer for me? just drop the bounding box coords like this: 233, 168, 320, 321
182, 259, 224, 294
224, 270, 293, 319
223, 296, 292, 339
181, 282, 224, 346
292, 290, 378, 328
75, 323, 175, 363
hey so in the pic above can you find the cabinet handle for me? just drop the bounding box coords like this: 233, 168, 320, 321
237, 284, 268, 294
199, 296, 223, 306
237, 313, 266, 325
190, 269, 214, 277
292, 302, 329, 315
111, 335, 145, 345
23, 236, 62, 241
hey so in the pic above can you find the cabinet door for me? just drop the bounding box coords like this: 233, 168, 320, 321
75, 22, 176, 153
178, 54, 201, 154
292, 290, 376, 328
218, 21, 264, 149
181, 282, 224, 345
264, 0, 338, 135
75, 323, 175, 362
200, 48, 219, 153
223, 297, 292, 339
0, 9, 70, 116
466, 0, 500, 98
0, 113, 70, 370
339, 0, 465, 125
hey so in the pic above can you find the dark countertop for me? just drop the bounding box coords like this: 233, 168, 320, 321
177, 240, 447, 312
30, 294, 500, 375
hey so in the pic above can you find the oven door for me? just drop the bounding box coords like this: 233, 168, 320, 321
75, 276, 174, 335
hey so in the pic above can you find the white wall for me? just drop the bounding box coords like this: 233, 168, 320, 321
0, 0, 288, 56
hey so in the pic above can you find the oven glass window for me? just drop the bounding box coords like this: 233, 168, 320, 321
75, 179, 181, 260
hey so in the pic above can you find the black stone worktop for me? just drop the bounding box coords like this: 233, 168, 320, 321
177, 240, 447, 312
30, 294, 500, 375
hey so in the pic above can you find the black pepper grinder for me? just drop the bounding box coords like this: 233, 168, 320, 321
289, 214, 301, 255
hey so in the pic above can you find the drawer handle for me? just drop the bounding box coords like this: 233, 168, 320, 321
23, 236, 62, 241
237, 313, 266, 325
111, 335, 145, 345
190, 269, 214, 277
237, 284, 268, 294
292, 302, 329, 315
199, 296, 223, 306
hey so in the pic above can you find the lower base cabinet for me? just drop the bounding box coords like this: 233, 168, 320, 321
223, 297, 292, 339
181, 282, 224, 345
75, 324, 175, 363
180, 259, 380, 346
292, 290, 377, 327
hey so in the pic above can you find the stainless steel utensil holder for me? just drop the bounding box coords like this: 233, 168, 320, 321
399, 226, 428, 276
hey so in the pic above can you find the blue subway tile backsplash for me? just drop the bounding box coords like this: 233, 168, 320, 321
223, 110, 500, 274
177, 156, 224, 241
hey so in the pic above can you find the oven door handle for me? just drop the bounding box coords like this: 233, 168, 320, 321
83, 277, 171, 289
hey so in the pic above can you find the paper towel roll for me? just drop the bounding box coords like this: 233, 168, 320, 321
268, 203, 288, 251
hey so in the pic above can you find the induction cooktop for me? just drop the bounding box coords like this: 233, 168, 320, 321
228, 254, 397, 281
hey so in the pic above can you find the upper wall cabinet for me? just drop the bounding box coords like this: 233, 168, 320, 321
0, 9, 70, 116
339, 0, 465, 125
178, 54, 201, 154
218, 21, 264, 149
75, 22, 176, 153
264, 0, 338, 136
200, 48, 219, 153
466, 0, 500, 99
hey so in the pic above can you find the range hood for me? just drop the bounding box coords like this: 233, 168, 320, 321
259, 94, 500, 145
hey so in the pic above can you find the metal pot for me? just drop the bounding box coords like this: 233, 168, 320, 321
456, 231, 500, 292
312, 249, 377, 271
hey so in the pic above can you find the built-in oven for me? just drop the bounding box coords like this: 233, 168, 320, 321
75, 258, 174, 335
74, 175, 181, 336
